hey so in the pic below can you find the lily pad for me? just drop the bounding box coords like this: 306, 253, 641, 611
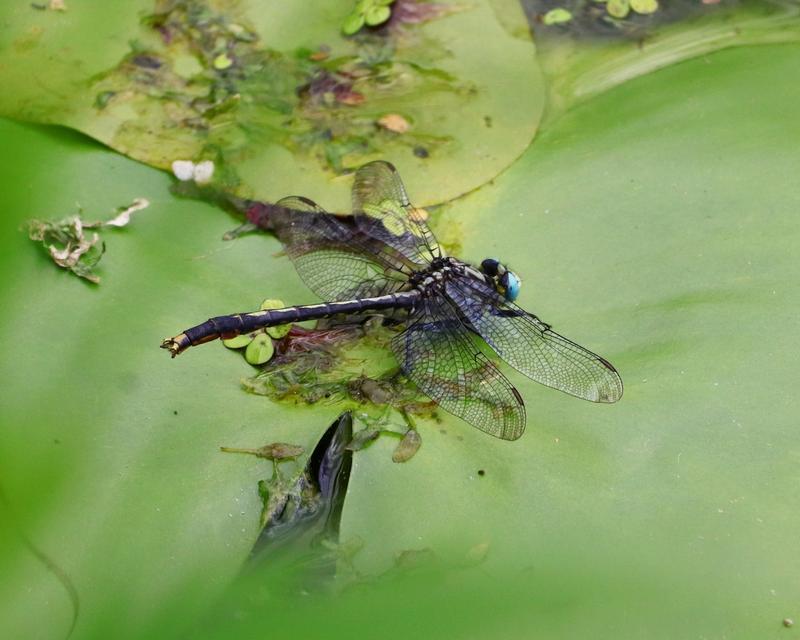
0, 0, 545, 208
532, 0, 800, 115
333, 43, 800, 637
3, 35, 800, 640
0, 118, 337, 639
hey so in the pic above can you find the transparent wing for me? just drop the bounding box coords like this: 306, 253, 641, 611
272, 196, 410, 301
391, 296, 525, 440
352, 161, 441, 266
445, 278, 623, 403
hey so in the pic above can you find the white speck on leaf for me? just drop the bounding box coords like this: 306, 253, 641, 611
172, 159, 214, 184
172, 160, 195, 181
193, 160, 215, 184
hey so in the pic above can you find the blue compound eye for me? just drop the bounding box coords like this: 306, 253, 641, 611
500, 271, 521, 302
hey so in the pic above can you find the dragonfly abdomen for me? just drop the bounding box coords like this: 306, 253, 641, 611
162, 290, 420, 357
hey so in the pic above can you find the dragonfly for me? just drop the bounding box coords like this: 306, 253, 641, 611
162, 161, 622, 440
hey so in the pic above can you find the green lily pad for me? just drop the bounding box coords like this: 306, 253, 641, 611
0, 0, 545, 208
332, 43, 800, 636
3, 35, 800, 640
0, 118, 337, 639
533, 0, 800, 115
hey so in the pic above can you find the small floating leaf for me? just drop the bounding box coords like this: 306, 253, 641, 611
212, 53, 233, 70
365, 5, 391, 26
245, 333, 274, 365
222, 333, 254, 349
630, 0, 658, 14
542, 8, 573, 25
342, 12, 365, 35
391, 428, 421, 463
260, 298, 291, 338
606, 0, 630, 18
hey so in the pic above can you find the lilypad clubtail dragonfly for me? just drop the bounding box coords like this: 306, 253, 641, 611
162, 161, 622, 439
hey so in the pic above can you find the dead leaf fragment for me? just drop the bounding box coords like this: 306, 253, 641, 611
102, 198, 150, 228
220, 442, 304, 460
28, 214, 106, 283
346, 427, 381, 451
392, 428, 421, 463
377, 113, 411, 133
337, 91, 365, 106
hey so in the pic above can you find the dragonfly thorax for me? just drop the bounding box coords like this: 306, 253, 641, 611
408, 256, 460, 290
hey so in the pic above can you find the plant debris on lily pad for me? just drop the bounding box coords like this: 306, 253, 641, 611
220, 441, 305, 461
25, 198, 148, 283
0, 0, 545, 207
391, 427, 422, 463
241, 318, 437, 424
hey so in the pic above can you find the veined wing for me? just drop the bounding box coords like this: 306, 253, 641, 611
352, 161, 441, 267
272, 195, 410, 301
445, 278, 623, 403
391, 296, 525, 440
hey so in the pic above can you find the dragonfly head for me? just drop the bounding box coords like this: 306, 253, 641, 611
480, 258, 522, 302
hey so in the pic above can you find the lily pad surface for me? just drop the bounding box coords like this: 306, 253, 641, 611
1, 26, 800, 640
334, 42, 800, 636
0, 0, 544, 208
0, 118, 337, 639
529, 0, 800, 115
